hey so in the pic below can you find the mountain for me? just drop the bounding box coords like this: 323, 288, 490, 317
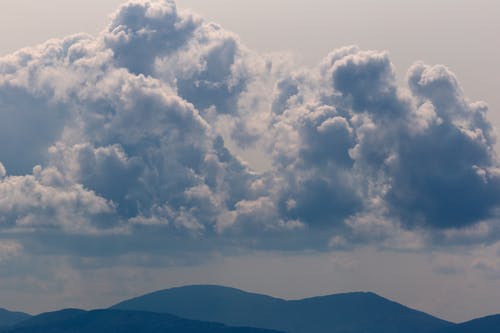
433, 314, 500, 333
0, 309, 31, 329
1, 308, 284, 333
112, 284, 453, 333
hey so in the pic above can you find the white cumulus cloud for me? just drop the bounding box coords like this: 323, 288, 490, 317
0, 0, 498, 259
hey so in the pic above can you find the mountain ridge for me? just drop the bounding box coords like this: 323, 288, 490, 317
0, 309, 31, 330
0, 308, 284, 333
112, 284, 453, 333
2, 285, 499, 333
432, 314, 500, 333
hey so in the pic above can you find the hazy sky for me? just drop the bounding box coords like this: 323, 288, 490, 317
0, 0, 499, 323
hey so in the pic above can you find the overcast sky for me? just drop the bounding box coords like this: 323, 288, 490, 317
0, 0, 499, 323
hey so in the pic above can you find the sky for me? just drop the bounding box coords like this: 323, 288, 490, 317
0, 0, 499, 323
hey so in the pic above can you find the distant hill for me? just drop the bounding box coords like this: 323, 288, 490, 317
112, 284, 453, 333
0, 309, 31, 329
433, 314, 500, 333
1, 308, 284, 333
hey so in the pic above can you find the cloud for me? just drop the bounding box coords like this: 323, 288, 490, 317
0, 166, 116, 234
265, 46, 500, 247
0, 240, 22, 262
0, 162, 6, 178
0, 0, 498, 263
104, 0, 199, 75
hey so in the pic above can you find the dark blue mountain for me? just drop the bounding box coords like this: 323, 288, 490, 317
0, 309, 31, 330
1, 308, 283, 333
112, 284, 453, 333
433, 314, 500, 333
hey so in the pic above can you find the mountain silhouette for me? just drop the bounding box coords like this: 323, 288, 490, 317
112, 284, 453, 333
433, 314, 500, 333
0, 308, 283, 333
0, 309, 31, 330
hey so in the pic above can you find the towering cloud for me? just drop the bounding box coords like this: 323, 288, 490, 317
0, 0, 498, 260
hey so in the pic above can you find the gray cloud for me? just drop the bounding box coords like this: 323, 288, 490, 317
266, 47, 500, 246
104, 0, 199, 75
0, 0, 498, 263
385, 63, 500, 229
0, 167, 116, 233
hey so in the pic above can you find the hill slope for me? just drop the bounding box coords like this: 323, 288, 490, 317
1, 308, 283, 333
433, 314, 500, 333
0, 309, 31, 329
112, 284, 453, 333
